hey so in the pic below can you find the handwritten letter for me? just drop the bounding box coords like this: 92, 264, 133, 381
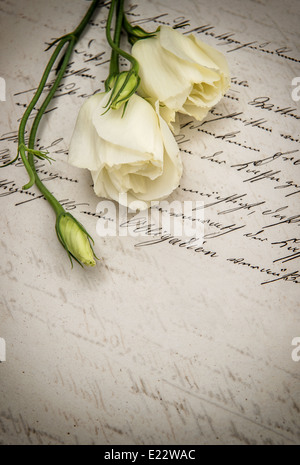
0, 0, 299, 445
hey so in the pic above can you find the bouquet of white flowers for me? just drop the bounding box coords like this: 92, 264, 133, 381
1, 0, 230, 268
69, 0, 230, 211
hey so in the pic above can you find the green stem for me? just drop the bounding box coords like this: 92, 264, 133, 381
72, 0, 101, 39
105, 0, 139, 73
2, 0, 100, 190
122, 13, 157, 45
108, 0, 123, 78
105, 0, 125, 90
26, 44, 76, 213
19, 39, 68, 189
23, 0, 100, 215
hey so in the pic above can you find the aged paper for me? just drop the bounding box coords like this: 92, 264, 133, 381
0, 0, 299, 445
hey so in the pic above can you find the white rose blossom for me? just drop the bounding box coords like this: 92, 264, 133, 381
68, 92, 182, 210
131, 25, 230, 132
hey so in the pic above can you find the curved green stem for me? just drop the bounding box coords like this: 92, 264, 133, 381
24, 0, 100, 214
20, 39, 68, 188
26, 42, 77, 213
108, 0, 122, 79
0, 38, 67, 177
122, 14, 157, 44
1, 0, 100, 189
106, 0, 139, 73
105, 0, 124, 90
72, 0, 100, 40
1, 0, 100, 267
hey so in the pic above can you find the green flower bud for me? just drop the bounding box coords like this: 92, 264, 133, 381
128, 25, 157, 44
56, 212, 96, 267
123, 15, 158, 45
105, 73, 118, 92
110, 70, 140, 110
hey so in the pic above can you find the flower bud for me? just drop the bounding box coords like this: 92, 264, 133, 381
123, 15, 157, 45
131, 25, 230, 132
127, 26, 156, 44
56, 213, 96, 267
110, 70, 140, 110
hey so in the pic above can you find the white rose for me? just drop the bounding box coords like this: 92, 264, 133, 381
132, 25, 230, 132
68, 92, 182, 210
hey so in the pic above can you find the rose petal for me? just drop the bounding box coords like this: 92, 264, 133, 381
68, 92, 105, 171
159, 26, 219, 71
191, 35, 230, 79
92, 94, 164, 162
132, 28, 223, 106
